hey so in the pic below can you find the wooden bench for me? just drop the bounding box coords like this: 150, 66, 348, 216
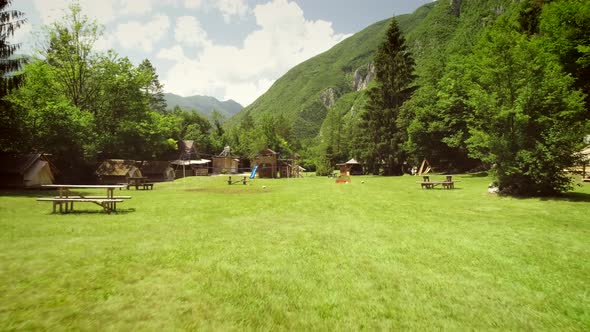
135, 182, 154, 190
37, 198, 124, 214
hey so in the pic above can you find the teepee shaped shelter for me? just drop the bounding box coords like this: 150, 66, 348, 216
171, 140, 199, 178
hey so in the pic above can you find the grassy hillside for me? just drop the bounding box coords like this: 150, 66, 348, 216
229, 4, 436, 138
230, 3, 436, 139
164, 93, 243, 119
231, 0, 517, 144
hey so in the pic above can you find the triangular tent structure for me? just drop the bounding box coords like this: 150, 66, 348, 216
171, 140, 211, 178
0, 153, 55, 188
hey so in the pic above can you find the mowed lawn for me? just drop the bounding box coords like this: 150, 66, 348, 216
0, 174, 589, 330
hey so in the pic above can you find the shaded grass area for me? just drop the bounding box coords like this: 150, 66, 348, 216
1, 175, 589, 330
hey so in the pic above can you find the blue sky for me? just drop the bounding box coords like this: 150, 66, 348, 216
11, 0, 431, 106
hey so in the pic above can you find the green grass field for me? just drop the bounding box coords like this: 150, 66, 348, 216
1, 174, 589, 330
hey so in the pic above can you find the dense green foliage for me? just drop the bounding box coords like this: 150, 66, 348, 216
232, 0, 588, 195
1, 175, 589, 329
0, 5, 227, 180
0, 0, 26, 150
353, 19, 416, 175
1, 1, 588, 195
403, 0, 588, 195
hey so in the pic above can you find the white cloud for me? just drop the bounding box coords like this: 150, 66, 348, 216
213, 0, 249, 23
119, 0, 153, 16
157, 45, 187, 62
114, 15, 171, 52
174, 16, 209, 48
183, 0, 203, 9
33, 0, 116, 24
158, 0, 349, 106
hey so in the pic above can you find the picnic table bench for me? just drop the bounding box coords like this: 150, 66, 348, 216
419, 176, 457, 189
127, 177, 155, 190
38, 184, 129, 214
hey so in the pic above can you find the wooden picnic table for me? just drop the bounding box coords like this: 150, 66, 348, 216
38, 184, 129, 213
419, 175, 458, 189
127, 176, 154, 190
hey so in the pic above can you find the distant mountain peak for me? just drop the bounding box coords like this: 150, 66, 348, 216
164, 93, 243, 119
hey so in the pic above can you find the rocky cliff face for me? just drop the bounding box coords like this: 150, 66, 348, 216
320, 87, 337, 109
353, 63, 375, 91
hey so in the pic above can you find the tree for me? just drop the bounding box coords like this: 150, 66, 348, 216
540, 0, 590, 110
353, 18, 416, 175
138, 59, 167, 114
0, 0, 26, 95
43, 3, 101, 111
0, 0, 27, 152
464, 16, 587, 195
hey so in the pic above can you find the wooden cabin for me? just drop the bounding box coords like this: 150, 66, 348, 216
212, 146, 239, 174
0, 153, 55, 188
139, 161, 175, 182
96, 159, 142, 184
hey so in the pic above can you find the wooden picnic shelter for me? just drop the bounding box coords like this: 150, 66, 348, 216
337, 158, 363, 176
139, 161, 175, 182
96, 159, 142, 185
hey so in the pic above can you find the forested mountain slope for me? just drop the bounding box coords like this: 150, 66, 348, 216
164, 93, 242, 119
231, 0, 515, 142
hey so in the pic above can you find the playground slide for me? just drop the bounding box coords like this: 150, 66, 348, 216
250, 165, 259, 179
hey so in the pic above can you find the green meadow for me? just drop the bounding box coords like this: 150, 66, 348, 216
1, 175, 589, 330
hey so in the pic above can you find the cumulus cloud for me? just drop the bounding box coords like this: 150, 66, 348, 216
174, 16, 209, 48
183, 0, 203, 9
33, 0, 116, 24
159, 0, 349, 105
213, 0, 249, 23
114, 15, 171, 52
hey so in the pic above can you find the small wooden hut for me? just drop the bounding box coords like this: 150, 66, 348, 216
0, 153, 55, 188
212, 146, 239, 174
253, 148, 278, 178
337, 158, 363, 176
96, 159, 142, 184
139, 161, 175, 182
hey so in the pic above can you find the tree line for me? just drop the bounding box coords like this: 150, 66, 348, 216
318, 0, 589, 196
1, 0, 588, 195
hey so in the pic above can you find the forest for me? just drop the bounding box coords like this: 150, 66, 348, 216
1, 0, 589, 195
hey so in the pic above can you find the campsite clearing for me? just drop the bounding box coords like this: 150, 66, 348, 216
0, 174, 588, 330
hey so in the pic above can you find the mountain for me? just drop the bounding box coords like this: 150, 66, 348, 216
164, 93, 243, 119
230, 0, 516, 141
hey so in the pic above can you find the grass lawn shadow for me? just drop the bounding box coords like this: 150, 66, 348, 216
539, 191, 590, 203
45, 208, 136, 215
0, 189, 54, 198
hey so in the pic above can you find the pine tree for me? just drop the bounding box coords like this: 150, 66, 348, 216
355, 18, 416, 175
138, 59, 167, 113
0, 0, 26, 97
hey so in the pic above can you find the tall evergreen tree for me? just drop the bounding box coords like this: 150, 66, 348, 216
354, 18, 416, 175
0, 0, 26, 152
138, 58, 167, 113
0, 0, 26, 96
